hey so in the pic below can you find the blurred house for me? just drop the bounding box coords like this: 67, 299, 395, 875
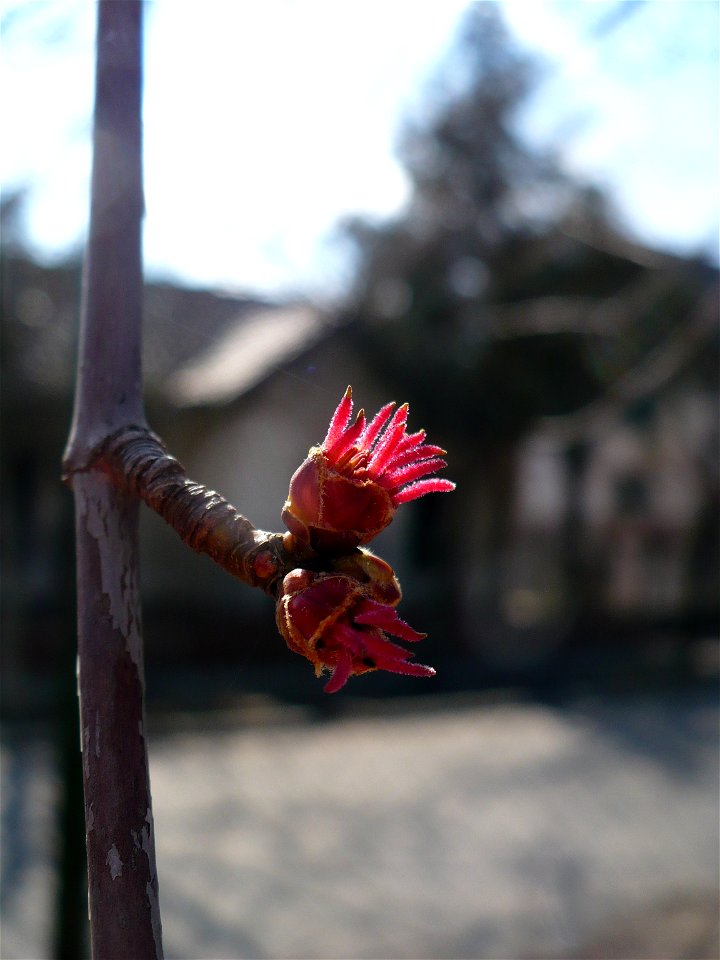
458, 226, 719, 675
0, 252, 400, 710
1, 226, 717, 712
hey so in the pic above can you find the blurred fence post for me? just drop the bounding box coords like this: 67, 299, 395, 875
63, 2, 163, 957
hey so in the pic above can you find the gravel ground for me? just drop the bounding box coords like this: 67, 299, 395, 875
2, 690, 718, 959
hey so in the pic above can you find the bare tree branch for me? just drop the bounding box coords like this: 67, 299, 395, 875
97, 425, 305, 596
541, 287, 719, 443
62, 3, 163, 957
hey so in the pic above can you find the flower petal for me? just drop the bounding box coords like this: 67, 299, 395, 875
368, 403, 409, 474
392, 477, 457, 505
383, 443, 446, 472
353, 599, 426, 641
323, 386, 353, 449
361, 402, 396, 450
382, 457, 449, 490
391, 429, 426, 457
333, 622, 370, 655
326, 410, 366, 462
361, 629, 419, 663
381, 660, 436, 679
323, 648, 354, 693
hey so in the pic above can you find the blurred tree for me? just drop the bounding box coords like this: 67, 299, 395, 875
341, 6, 588, 658
345, 5, 609, 441
342, 2, 717, 662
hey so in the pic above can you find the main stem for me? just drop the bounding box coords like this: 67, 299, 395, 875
64, 3, 163, 958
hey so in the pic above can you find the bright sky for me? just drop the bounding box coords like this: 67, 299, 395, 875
1, 1, 718, 298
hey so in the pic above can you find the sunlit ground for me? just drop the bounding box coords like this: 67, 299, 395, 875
2, 689, 718, 959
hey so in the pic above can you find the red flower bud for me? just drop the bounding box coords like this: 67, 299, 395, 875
330, 549, 402, 607
282, 387, 456, 553
276, 569, 435, 694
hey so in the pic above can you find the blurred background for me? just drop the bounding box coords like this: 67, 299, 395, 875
1, 2, 718, 958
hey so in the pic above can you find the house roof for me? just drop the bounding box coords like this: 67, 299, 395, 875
164, 302, 330, 407
1, 254, 332, 409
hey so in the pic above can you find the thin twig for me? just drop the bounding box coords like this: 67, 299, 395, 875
97, 425, 305, 596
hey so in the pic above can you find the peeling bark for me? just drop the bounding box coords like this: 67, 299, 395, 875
64, 2, 163, 957
95, 425, 305, 597
73, 476, 162, 959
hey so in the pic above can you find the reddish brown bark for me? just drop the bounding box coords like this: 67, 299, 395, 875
63, 2, 163, 957
71, 476, 162, 960
97, 425, 304, 596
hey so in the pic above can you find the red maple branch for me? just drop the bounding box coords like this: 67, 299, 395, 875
61, 0, 454, 951
96, 425, 303, 595
62, 3, 162, 957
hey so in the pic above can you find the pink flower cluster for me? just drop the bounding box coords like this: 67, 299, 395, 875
282, 387, 455, 553
277, 569, 435, 695
278, 387, 454, 693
